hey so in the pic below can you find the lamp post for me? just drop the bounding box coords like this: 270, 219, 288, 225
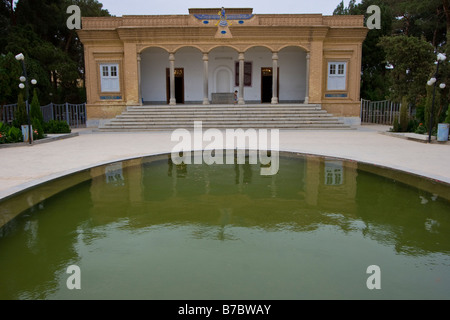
427, 53, 447, 143
15, 53, 37, 144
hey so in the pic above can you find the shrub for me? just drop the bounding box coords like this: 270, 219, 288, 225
415, 123, 427, 134
32, 118, 45, 140
415, 105, 425, 123
0, 122, 23, 144
7, 126, 23, 143
43, 120, 71, 134
391, 115, 400, 132
407, 118, 418, 133
445, 107, 450, 124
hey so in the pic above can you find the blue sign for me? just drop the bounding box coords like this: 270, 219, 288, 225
100, 96, 122, 100
325, 94, 348, 98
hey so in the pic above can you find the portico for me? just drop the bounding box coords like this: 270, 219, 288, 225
138, 45, 307, 105
78, 8, 367, 127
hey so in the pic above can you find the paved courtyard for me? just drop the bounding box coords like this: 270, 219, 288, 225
0, 125, 449, 200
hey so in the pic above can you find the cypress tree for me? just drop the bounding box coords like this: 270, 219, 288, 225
13, 93, 28, 127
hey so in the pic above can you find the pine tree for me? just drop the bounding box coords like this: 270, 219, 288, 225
424, 84, 441, 131
30, 89, 43, 124
13, 92, 27, 127
400, 96, 409, 132
30, 89, 44, 139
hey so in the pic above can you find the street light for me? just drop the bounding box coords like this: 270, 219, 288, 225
427, 52, 447, 143
15, 53, 37, 144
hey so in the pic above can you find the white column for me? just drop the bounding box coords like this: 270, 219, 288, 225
169, 53, 176, 105
271, 52, 279, 104
137, 53, 143, 106
203, 53, 210, 105
304, 52, 310, 104
238, 52, 245, 105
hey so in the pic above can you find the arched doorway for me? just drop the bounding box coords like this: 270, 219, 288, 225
174, 47, 203, 104
208, 46, 239, 102
140, 47, 169, 105
278, 46, 307, 103
244, 46, 273, 103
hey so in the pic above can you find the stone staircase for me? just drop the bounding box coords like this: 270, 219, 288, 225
98, 104, 354, 131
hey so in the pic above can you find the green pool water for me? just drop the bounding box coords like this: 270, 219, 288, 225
0, 153, 449, 300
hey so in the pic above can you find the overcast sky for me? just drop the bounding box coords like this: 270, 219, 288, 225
98, 0, 361, 16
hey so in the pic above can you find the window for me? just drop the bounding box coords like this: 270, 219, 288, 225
100, 64, 120, 92
324, 161, 344, 186
329, 64, 336, 75
327, 62, 347, 91
235, 62, 252, 87
110, 65, 118, 77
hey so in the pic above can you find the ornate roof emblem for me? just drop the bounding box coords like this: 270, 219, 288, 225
193, 7, 254, 23
217, 7, 231, 27
192, 7, 254, 38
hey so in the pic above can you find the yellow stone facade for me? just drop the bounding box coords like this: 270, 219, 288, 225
77, 8, 368, 124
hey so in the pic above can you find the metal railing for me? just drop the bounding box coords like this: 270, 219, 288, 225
1, 102, 86, 128
1, 104, 18, 126
360, 99, 412, 125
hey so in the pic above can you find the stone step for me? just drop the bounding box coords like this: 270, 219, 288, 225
124, 110, 325, 115
121, 110, 330, 116
102, 119, 347, 125
117, 115, 332, 120
105, 122, 345, 127
127, 105, 322, 110
99, 125, 354, 131
114, 116, 336, 122
125, 106, 326, 111
98, 104, 353, 131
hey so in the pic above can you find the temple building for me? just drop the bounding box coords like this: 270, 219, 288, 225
77, 8, 368, 128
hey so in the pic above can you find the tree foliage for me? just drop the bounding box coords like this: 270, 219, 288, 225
378, 35, 435, 104
400, 96, 409, 132
334, 0, 449, 115
424, 84, 442, 131
334, 0, 394, 100
0, 0, 110, 105
0, 52, 22, 104
13, 92, 27, 126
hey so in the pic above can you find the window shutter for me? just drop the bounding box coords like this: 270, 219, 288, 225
100, 64, 120, 92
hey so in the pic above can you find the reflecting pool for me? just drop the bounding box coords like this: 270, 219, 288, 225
0, 153, 449, 300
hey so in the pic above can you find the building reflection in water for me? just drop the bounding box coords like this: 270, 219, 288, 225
87, 153, 359, 235
83, 152, 450, 255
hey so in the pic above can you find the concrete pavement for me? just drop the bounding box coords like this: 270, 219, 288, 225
0, 124, 449, 201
